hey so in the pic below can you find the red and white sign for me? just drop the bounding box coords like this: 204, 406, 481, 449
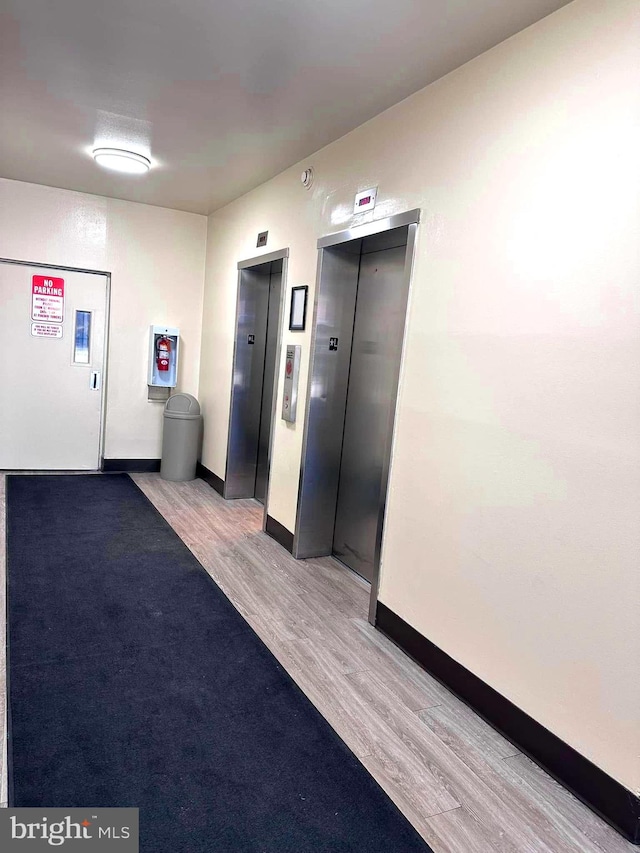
31, 322, 63, 339
31, 275, 64, 323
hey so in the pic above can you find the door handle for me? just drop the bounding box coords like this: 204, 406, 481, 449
90, 371, 101, 390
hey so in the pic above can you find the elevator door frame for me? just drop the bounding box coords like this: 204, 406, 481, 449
293, 210, 420, 624
225, 248, 288, 532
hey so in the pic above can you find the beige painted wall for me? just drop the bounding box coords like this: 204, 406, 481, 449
199, 0, 640, 792
0, 178, 207, 459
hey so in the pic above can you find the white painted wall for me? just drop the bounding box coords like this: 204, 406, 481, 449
0, 178, 207, 459
199, 0, 640, 792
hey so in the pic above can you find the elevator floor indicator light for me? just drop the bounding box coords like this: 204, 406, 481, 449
354, 187, 377, 214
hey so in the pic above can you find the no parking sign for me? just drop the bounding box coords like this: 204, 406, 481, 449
31, 274, 64, 323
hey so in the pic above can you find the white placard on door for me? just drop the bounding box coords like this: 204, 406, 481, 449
31, 274, 65, 323
31, 323, 63, 339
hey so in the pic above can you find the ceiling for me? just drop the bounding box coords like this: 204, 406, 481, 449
0, 0, 570, 215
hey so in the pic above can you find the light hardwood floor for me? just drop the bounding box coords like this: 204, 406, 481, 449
0, 472, 635, 852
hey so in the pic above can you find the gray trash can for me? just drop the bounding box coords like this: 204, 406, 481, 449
160, 393, 202, 482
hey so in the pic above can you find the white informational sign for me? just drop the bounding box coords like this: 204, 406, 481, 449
31, 323, 63, 339
289, 286, 307, 331
31, 275, 65, 323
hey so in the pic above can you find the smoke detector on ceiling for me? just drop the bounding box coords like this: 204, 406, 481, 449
300, 167, 313, 189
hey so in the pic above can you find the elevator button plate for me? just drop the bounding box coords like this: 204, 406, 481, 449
282, 345, 301, 423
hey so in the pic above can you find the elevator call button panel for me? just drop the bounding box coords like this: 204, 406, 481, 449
282, 345, 301, 423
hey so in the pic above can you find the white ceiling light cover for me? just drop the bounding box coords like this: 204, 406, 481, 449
92, 148, 151, 175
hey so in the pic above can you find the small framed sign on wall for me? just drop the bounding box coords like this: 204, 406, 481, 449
289, 285, 308, 331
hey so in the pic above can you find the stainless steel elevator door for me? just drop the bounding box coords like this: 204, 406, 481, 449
227, 268, 270, 498
332, 244, 407, 581
226, 258, 283, 501
255, 269, 282, 503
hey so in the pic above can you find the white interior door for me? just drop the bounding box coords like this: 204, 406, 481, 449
0, 262, 108, 470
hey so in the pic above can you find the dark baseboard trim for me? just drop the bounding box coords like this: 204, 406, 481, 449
196, 462, 224, 496
375, 603, 640, 845
265, 515, 294, 554
102, 458, 161, 473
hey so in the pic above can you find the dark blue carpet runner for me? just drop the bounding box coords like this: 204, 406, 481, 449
6, 474, 434, 852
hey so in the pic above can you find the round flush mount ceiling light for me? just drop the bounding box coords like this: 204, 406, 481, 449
92, 148, 150, 174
